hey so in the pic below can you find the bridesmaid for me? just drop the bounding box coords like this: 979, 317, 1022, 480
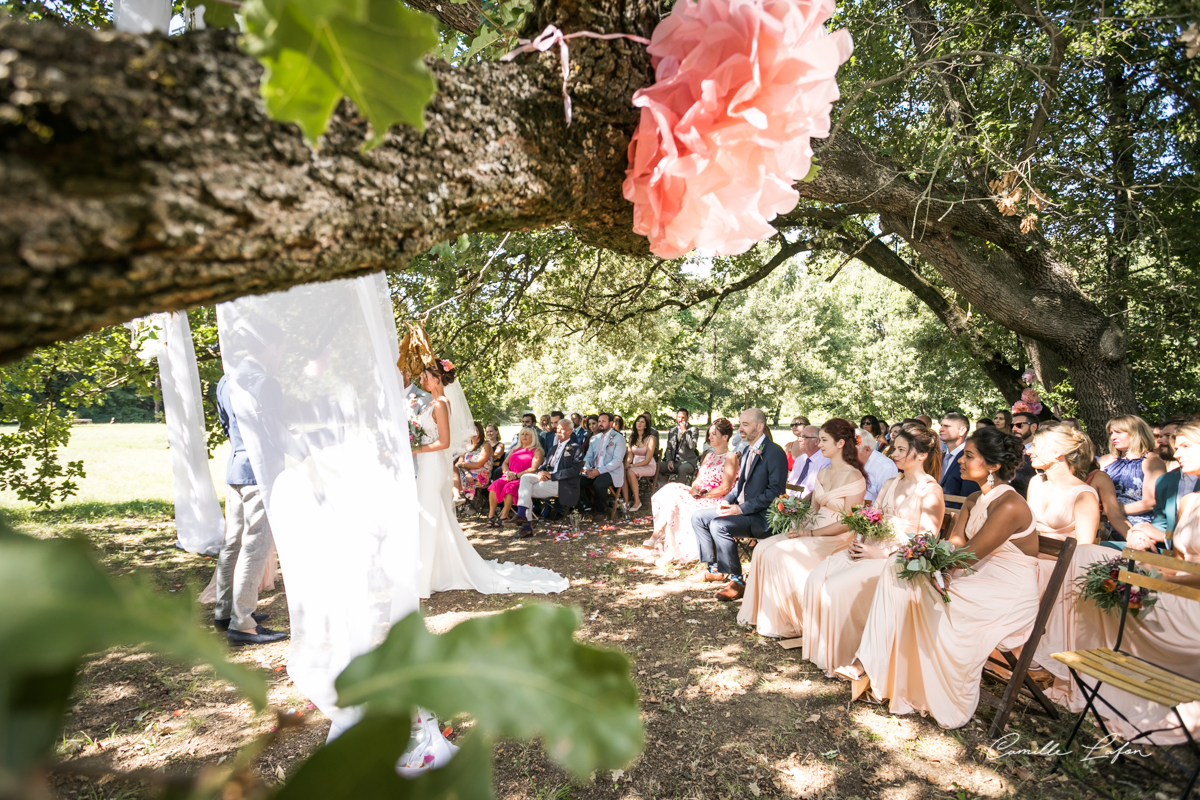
1027, 424, 1101, 544
645, 418, 739, 564
624, 413, 659, 512
1037, 421, 1200, 744
840, 426, 1040, 729
737, 419, 867, 638
803, 423, 945, 677
486, 427, 543, 526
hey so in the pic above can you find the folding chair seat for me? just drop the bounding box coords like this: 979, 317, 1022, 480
977, 535, 1076, 737
1051, 548, 1200, 800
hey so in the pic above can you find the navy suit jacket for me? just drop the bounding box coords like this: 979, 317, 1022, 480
543, 439, 585, 509
939, 449, 979, 508
724, 437, 788, 530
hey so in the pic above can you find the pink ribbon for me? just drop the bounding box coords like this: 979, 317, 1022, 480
501, 25, 650, 125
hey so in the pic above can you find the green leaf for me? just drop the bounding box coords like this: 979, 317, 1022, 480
801, 161, 820, 183
241, 0, 439, 149
186, 0, 239, 30
335, 605, 642, 777
0, 521, 266, 784
463, 27, 501, 62
274, 716, 493, 800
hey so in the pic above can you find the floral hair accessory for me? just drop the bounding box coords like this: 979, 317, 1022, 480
440, 359, 455, 371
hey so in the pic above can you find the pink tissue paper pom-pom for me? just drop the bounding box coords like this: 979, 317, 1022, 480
1011, 401, 1033, 414
622, 0, 853, 259
1020, 368, 1037, 385
1021, 387, 1041, 405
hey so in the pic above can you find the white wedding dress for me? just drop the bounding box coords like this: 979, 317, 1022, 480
414, 399, 569, 598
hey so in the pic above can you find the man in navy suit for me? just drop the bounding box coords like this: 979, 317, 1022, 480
691, 408, 788, 601
938, 412, 979, 508
514, 418, 584, 537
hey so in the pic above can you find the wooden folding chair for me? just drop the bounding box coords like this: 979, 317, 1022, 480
978, 535, 1077, 737
1051, 548, 1200, 800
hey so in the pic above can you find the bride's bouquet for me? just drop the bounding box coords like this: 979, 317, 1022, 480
895, 533, 976, 603
841, 504, 895, 543
408, 418, 429, 476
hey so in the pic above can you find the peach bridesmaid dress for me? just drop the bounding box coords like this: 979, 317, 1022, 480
802, 472, 941, 677
856, 484, 1040, 729
736, 473, 866, 638
1037, 492, 1200, 744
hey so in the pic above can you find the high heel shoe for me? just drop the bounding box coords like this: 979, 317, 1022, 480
834, 665, 873, 703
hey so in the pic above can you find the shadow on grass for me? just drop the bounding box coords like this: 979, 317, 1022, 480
1, 499, 176, 526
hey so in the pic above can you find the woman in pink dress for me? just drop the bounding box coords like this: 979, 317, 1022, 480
646, 418, 739, 564
803, 422, 945, 677
736, 418, 867, 638
1036, 420, 1200, 744
840, 426, 1040, 729
486, 427, 543, 527
624, 413, 660, 512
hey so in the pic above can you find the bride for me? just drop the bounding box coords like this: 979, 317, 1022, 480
410, 358, 569, 598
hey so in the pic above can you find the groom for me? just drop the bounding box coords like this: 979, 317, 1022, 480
691, 408, 788, 602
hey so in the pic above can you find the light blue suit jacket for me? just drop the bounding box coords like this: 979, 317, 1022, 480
594, 430, 628, 488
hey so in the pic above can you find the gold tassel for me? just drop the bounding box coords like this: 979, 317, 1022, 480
397, 321, 436, 378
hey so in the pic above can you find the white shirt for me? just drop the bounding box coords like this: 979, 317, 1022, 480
787, 451, 830, 498
738, 434, 768, 504
550, 438, 567, 472
864, 449, 899, 502
941, 442, 965, 479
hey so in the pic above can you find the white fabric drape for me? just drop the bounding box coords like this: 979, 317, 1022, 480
113, 0, 171, 33
444, 380, 475, 457
128, 312, 225, 556
216, 273, 420, 735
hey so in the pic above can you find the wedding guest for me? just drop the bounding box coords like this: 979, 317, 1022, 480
1060, 417, 1080, 429
613, 414, 626, 434
1080, 434, 1131, 540
1126, 423, 1199, 551
1099, 414, 1166, 530
485, 423, 505, 480
938, 413, 979, 507
1010, 411, 1040, 497
859, 415, 882, 442
660, 409, 701, 487
803, 424, 944, 677
583, 416, 601, 467
453, 422, 494, 501
993, 410, 1013, 434
1155, 418, 1182, 471
581, 412, 627, 518
784, 415, 811, 469
646, 418, 739, 564
879, 420, 891, 443
542, 411, 565, 454
570, 414, 589, 447
787, 425, 829, 498
975, 418, 994, 430
857, 428, 898, 502
514, 418, 584, 537
691, 409, 788, 601
510, 413, 537, 449
1036, 420, 1200, 745
487, 426, 543, 526
571, 412, 583, 431
839, 426, 1039, 728
539, 414, 552, 433
1027, 425, 1100, 544
916, 414, 933, 428
736, 418, 866, 633
624, 413, 659, 512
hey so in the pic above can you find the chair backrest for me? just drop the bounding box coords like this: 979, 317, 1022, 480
943, 494, 968, 507
785, 483, 803, 493
1118, 548, 1200, 605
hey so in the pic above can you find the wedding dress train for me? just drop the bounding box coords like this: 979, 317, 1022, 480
414, 400, 569, 599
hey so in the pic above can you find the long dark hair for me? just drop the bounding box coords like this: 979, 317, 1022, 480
894, 422, 942, 478
860, 414, 881, 438
969, 426, 1024, 481
631, 413, 656, 447
822, 418, 868, 479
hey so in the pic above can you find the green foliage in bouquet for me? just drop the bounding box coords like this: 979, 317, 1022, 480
841, 504, 895, 542
766, 494, 813, 537
1076, 555, 1160, 619
895, 533, 976, 603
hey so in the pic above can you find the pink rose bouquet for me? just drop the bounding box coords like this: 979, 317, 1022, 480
841, 504, 894, 542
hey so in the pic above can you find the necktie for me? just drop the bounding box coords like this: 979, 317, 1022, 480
795, 456, 811, 487
552, 441, 565, 471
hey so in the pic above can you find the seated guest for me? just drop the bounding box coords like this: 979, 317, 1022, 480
1036, 421, 1200, 745
691, 409, 788, 601
582, 415, 599, 457
646, 418, 740, 564
485, 423, 505, 481
510, 412, 537, 449
623, 413, 659, 512
784, 415, 811, 470
736, 418, 866, 632
659, 409, 700, 487
857, 429, 898, 502
1027, 424, 1100, 544
539, 414, 552, 434
879, 420, 891, 444
938, 412, 979, 507
804, 424, 944, 677
1126, 424, 1199, 551
992, 410, 1013, 434
1099, 414, 1166, 531
580, 412, 627, 518
487, 427, 543, 526
570, 412, 583, 432
613, 415, 626, 434
570, 414, 589, 447
1155, 417, 1184, 471
1010, 411, 1039, 497
840, 426, 1040, 728
859, 415, 882, 444
975, 418, 994, 431
453, 422, 494, 501
542, 410, 565, 455
1080, 434, 1131, 541
787, 425, 829, 498
514, 419, 583, 537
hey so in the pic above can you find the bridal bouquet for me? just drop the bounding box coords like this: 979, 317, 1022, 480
1076, 555, 1160, 619
895, 533, 976, 603
767, 495, 813, 537
841, 505, 895, 543
408, 418, 429, 451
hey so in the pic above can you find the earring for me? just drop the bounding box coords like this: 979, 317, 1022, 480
986, 470, 996, 488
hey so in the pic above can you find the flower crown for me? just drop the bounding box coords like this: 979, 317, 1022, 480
439, 359, 455, 372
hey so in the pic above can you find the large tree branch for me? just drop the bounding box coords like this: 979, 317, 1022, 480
1012, 0, 1067, 165
403, 0, 481, 34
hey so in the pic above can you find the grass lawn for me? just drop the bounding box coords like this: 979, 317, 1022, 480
2, 425, 1184, 800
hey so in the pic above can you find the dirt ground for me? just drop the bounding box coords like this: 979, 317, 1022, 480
10, 502, 1190, 800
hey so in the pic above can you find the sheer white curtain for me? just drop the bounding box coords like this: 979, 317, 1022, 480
128, 312, 225, 556
216, 273, 420, 736
113, 0, 171, 33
